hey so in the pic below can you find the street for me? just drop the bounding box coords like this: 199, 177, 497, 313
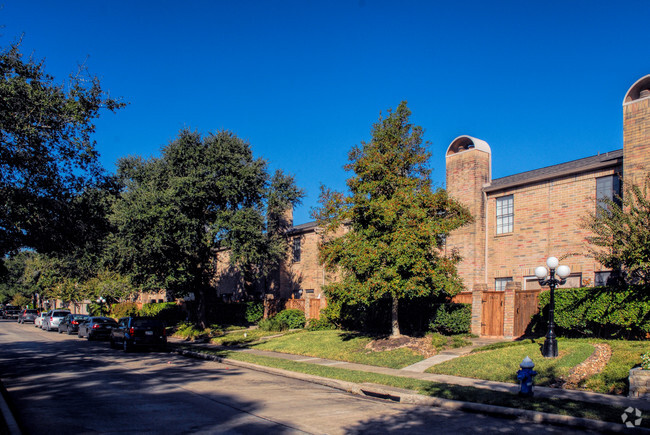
0, 320, 595, 434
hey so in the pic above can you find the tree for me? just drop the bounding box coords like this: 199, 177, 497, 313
584, 175, 650, 288
314, 102, 472, 336
108, 129, 302, 327
0, 41, 125, 257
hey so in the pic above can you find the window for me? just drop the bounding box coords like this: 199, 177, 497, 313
292, 238, 301, 262
595, 271, 611, 287
596, 175, 621, 211
495, 277, 513, 291
496, 195, 514, 234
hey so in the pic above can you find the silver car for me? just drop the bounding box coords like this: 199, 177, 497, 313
35, 313, 47, 328
42, 310, 71, 331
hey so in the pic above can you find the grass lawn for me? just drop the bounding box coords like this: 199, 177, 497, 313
171, 344, 642, 426
427, 338, 647, 394
252, 330, 424, 369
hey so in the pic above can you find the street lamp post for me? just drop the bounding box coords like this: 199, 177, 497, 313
535, 257, 571, 358
96, 297, 106, 316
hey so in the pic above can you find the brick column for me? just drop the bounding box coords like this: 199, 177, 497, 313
471, 284, 487, 336
503, 281, 521, 339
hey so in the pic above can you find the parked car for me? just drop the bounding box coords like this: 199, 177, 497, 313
42, 310, 71, 331
78, 317, 118, 340
35, 313, 47, 328
110, 317, 167, 352
58, 314, 89, 335
3, 306, 20, 320
17, 309, 39, 324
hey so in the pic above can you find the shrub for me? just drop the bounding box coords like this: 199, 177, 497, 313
642, 352, 650, 370
429, 303, 471, 335
245, 301, 264, 324
275, 309, 306, 329
430, 332, 447, 349
258, 309, 306, 331
174, 322, 203, 341
536, 286, 650, 339
307, 316, 336, 331
110, 302, 139, 318
140, 302, 184, 325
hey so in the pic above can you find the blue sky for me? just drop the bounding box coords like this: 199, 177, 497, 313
3, 1, 649, 224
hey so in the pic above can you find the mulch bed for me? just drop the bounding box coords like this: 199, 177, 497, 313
365, 335, 436, 357
550, 343, 612, 389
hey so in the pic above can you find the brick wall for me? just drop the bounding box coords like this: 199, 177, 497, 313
446, 147, 490, 289
485, 167, 619, 291
624, 93, 650, 186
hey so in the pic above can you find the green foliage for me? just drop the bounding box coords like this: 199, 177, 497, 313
536, 286, 650, 338
107, 129, 302, 326
641, 352, 650, 370
429, 303, 471, 335
307, 316, 337, 331
258, 309, 306, 331
430, 332, 447, 349
0, 41, 125, 257
140, 302, 184, 325
583, 175, 650, 287
313, 102, 472, 335
245, 301, 264, 324
110, 302, 139, 318
174, 322, 204, 341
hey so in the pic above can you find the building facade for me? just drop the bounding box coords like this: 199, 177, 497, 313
446, 74, 650, 295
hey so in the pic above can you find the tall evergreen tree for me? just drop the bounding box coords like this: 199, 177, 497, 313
314, 102, 471, 336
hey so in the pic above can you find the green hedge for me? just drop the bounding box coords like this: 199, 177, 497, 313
429, 303, 471, 335
537, 286, 650, 339
258, 309, 306, 331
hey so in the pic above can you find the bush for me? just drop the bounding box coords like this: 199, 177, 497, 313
110, 302, 139, 318
173, 322, 203, 341
140, 302, 184, 325
307, 316, 336, 331
430, 332, 447, 349
429, 303, 471, 335
258, 309, 306, 331
536, 286, 650, 339
245, 301, 264, 324
275, 309, 306, 329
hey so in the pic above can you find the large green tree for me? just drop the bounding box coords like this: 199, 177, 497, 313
108, 129, 302, 326
314, 101, 472, 336
584, 175, 650, 288
0, 41, 125, 257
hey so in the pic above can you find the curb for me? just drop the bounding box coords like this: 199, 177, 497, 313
176, 348, 650, 434
0, 379, 21, 435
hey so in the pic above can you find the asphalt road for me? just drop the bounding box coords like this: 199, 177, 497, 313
0, 319, 596, 434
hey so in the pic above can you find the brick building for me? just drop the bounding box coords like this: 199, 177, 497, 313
446, 74, 650, 336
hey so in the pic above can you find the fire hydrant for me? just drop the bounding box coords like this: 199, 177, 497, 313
517, 356, 537, 397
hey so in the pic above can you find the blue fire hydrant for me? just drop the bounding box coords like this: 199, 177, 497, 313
517, 356, 537, 397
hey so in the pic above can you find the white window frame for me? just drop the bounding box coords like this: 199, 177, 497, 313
496, 195, 514, 234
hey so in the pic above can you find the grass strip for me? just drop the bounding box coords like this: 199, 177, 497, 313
172, 343, 641, 426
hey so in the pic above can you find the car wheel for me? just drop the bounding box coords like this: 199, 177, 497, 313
78, 331, 83, 338
67, 327, 73, 335
123, 340, 132, 353
58, 328, 62, 334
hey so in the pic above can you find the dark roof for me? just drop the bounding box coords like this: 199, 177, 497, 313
484, 149, 623, 193
287, 221, 318, 234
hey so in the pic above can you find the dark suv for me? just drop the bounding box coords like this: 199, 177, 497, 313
3, 306, 20, 320
110, 317, 167, 352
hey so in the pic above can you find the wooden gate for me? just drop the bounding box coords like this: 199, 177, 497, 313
309, 298, 325, 320
481, 291, 504, 337
514, 290, 540, 337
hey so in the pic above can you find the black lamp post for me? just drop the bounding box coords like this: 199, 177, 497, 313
535, 257, 571, 358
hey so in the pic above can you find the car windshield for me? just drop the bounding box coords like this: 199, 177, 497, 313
53, 312, 69, 317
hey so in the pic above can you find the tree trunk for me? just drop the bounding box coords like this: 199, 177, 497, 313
391, 296, 401, 337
